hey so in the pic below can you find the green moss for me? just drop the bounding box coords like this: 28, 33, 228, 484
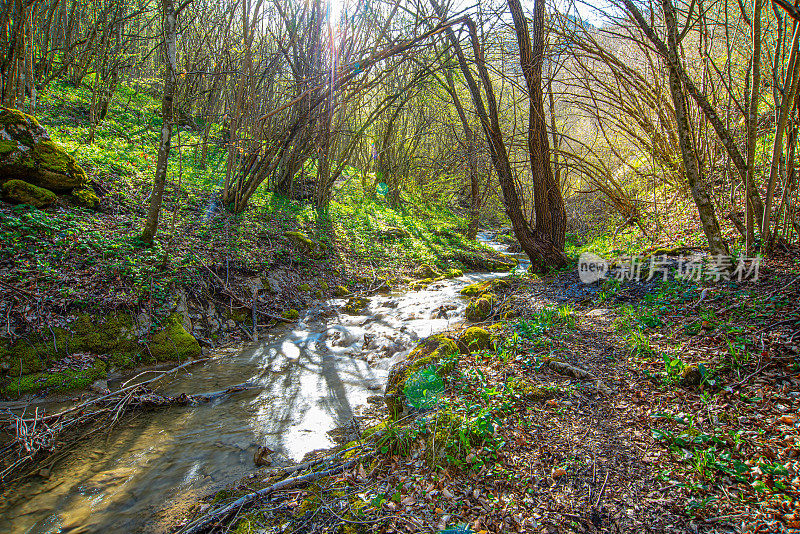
413, 263, 441, 279
297, 283, 312, 292
342, 297, 368, 315
3, 360, 107, 397
460, 279, 508, 297
285, 231, 324, 257
0, 138, 18, 156
31, 139, 70, 174
72, 187, 99, 208
361, 421, 388, 440
0, 107, 36, 126
1, 179, 56, 208
458, 326, 491, 353
334, 285, 350, 297
466, 296, 492, 322
281, 309, 299, 320
318, 280, 329, 291
146, 313, 201, 362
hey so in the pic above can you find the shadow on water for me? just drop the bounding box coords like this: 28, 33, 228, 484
0, 234, 523, 534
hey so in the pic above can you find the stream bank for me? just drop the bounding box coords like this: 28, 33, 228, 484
0, 233, 524, 533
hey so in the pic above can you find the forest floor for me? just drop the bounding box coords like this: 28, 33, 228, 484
180, 249, 800, 534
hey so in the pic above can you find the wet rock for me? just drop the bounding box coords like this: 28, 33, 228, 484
253, 445, 274, 466
90, 379, 110, 395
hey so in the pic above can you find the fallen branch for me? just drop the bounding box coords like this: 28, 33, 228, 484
543, 358, 613, 395
177, 454, 370, 534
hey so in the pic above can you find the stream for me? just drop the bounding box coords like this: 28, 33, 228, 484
0, 234, 527, 534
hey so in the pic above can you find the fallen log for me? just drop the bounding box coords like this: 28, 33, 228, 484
543, 358, 614, 396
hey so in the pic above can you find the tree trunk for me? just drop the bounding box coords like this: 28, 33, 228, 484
745, 0, 762, 255
662, 0, 728, 256
140, 0, 178, 245
762, 21, 800, 246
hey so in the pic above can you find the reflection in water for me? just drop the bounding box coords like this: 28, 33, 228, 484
0, 237, 527, 533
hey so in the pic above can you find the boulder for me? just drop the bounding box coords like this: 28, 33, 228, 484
413, 263, 441, 279
458, 327, 491, 353
465, 295, 494, 322
0, 107, 87, 191
2, 179, 56, 208
284, 231, 324, 258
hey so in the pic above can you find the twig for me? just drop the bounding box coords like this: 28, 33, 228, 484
177, 455, 370, 534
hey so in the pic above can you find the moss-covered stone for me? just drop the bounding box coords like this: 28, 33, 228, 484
297, 283, 312, 292
1, 179, 56, 208
0, 107, 87, 191
334, 285, 350, 297
384, 334, 458, 419
284, 231, 324, 258
465, 296, 492, 322
2, 359, 107, 397
458, 326, 491, 353
0, 314, 139, 379
460, 278, 509, 297
342, 297, 368, 315
281, 309, 299, 320
318, 279, 329, 291
146, 313, 201, 362
72, 187, 99, 209
413, 263, 441, 279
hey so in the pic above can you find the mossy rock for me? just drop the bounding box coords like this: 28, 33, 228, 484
297, 283, 312, 292
465, 296, 493, 322
72, 187, 99, 209
1, 179, 56, 208
342, 297, 368, 315
384, 334, 458, 419
0, 107, 87, 191
284, 231, 324, 258
0, 314, 139, 378
441, 268, 463, 279
680, 363, 706, 387
460, 278, 509, 297
281, 309, 300, 321
458, 327, 491, 353
146, 313, 201, 362
408, 278, 434, 290
318, 279, 329, 291
2, 359, 107, 397
334, 285, 351, 297
380, 227, 410, 239
413, 263, 441, 279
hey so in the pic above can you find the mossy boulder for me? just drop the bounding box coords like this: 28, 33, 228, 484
380, 227, 410, 239
72, 187, 99, 209
413, 263, 441, 279
465, 295, 494, 322
460, 278, 509, 297
147, 313, 201, 362
458, 327, 491, 353
0, 107, 87, 191
3, 360, 108, 397
284, 231, 324, 258
342, 296, 368, 315
384, 334, 458, 418
297, 283, 312, 292
1, 179, 56, 208
334, 285, 351, 297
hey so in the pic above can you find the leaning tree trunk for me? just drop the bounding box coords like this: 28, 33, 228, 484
140, 0, 177, 245
662, 0, 728, 256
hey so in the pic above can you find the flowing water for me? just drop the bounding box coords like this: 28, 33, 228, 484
0, 234, 526, 534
